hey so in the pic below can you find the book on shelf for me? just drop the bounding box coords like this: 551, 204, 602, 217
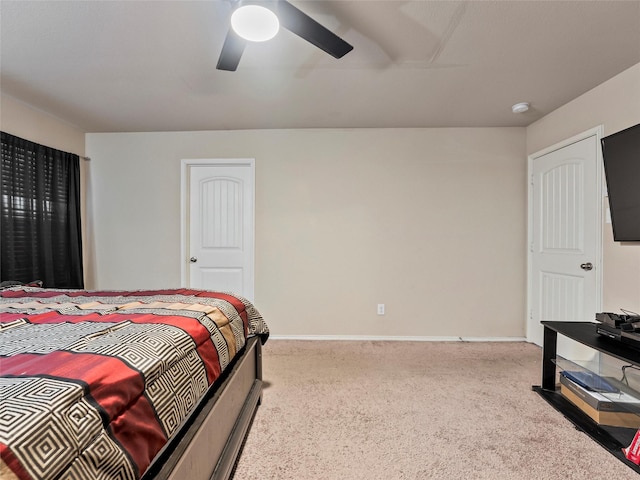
559, 372, 640, 428
560, 372, 640, 412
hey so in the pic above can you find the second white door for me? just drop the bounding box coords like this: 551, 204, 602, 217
528, 131, 602, 352
183, 159, 255, 301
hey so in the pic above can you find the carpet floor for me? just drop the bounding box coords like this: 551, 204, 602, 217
231, 340, 638, 479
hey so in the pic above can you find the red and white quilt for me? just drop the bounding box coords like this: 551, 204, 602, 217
0, 287, 268, 480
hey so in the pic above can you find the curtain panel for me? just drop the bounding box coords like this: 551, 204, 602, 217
0, 132, 84, 288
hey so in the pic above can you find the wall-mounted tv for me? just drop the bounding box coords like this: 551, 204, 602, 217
601, 123, 640, 242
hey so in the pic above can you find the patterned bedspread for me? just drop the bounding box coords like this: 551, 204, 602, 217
0, 287, 269, 480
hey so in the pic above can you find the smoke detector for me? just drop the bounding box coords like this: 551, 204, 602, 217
512, 102, 530, 113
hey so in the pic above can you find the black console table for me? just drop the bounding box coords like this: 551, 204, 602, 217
532, 321, 640, 473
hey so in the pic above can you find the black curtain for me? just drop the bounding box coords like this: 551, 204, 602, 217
1, 132, 84, 288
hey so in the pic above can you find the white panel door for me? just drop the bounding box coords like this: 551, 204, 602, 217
183, 160, 254, 300
528, 133, 602, 355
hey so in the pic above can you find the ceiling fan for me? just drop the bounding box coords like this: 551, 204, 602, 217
217, 0, 353, 71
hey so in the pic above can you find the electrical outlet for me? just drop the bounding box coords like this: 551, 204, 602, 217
377, 304, 385, 315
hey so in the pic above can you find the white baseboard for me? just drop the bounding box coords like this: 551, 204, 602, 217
268, 334, 528, 342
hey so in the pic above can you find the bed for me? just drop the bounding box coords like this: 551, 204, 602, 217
0, 286, 269, 480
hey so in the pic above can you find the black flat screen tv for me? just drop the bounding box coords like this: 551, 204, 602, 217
601, 123, 640, 242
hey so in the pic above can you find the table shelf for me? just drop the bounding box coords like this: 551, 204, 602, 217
533, 321, 640, 474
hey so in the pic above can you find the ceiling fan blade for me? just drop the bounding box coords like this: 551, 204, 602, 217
217, 28, 247, 71
275, 0, 353, 59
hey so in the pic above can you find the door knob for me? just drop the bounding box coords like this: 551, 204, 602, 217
190, 257, 198, 263
580, 262, 593, 271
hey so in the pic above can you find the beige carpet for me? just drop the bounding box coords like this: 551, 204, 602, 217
232, 340, 638, 479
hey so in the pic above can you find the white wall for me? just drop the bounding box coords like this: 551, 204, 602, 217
6, 59, 638, 336
86, 127, 527, 338
0, 93, 85, 155
527, 63, 640, 313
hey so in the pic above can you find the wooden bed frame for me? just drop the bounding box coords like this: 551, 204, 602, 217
141, 336, 263, 480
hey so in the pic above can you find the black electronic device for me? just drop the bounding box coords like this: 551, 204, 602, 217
600, 123, 640, 242
596, 323, 622, 340
596, 312, 640, 350
620, 322, 640, 332
596, 312, 626, 327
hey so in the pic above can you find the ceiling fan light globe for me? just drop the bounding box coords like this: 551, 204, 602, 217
231, 5, 279, 42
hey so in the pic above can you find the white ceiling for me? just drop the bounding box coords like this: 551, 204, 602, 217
1, 0, 639, 133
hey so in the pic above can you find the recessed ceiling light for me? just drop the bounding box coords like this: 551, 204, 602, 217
231, 5, 280, 42
512, 102, 530, 114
